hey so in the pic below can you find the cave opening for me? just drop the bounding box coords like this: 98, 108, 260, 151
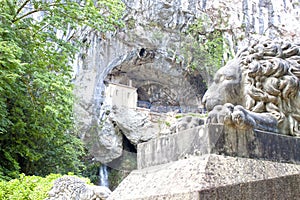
136, 83, 182, 113
103, 49, 208, 114
122, 134, 137, 154
139, 48, 146, 57
107, 133, 137, 174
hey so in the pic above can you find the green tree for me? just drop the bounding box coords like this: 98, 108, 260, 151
0, 0, 125, 180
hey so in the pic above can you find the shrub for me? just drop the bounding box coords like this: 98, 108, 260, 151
0, 173, 62, 200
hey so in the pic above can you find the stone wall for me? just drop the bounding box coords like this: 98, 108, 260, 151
137, 124, 300, 169
104, 82, 137, 109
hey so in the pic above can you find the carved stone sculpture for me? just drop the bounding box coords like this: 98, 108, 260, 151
202, 39, 300, 136
170, 116, 205, 133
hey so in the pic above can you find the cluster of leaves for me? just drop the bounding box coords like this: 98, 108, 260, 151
0, 174, 62, 200
181, 16, 231, 78
0, 173, 92, 200
0, 0, 125, 180
80, 157, 101, 185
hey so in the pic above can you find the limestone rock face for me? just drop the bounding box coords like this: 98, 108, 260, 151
91, 104, 162, 164
121, 0, 300, 50
47, 176, 111, 200
83, 117, 123, 164
109, 106, 158, 145
73, 0, 300, 164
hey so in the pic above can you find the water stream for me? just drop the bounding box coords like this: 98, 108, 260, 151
99, 165, 109, 187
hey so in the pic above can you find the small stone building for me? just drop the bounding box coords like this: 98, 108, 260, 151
104, 82, 137, 109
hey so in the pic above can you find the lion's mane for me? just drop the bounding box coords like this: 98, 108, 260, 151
237, 39, 300, 135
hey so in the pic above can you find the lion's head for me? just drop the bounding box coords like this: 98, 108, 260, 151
203, 39, 300, 135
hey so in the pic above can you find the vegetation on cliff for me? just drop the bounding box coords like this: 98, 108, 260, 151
181, 15, 233, 83
0, 0, 124, 181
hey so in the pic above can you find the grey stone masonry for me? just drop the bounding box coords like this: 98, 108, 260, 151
137, 124, 300, 169
108, 155, 300, 200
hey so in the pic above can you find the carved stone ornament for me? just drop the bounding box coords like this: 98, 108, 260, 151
203, 39, 300, 136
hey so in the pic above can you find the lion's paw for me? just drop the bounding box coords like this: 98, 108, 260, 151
232, 105, 256, 129
232, 110, 246, 126
206, 103, 234, 124
207, 104, 257, 129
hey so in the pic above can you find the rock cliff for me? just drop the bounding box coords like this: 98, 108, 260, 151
73, 0, 300, 165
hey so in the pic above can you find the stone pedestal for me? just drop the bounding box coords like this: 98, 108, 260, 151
138, 124, 300, 169
108, 125, 300, 200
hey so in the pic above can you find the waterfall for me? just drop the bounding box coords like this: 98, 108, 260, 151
99, 165, 109, 187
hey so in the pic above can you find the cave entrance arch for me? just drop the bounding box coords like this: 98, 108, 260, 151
102, 48, 207, 114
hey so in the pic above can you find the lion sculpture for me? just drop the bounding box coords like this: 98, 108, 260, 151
202, 39, 300, 136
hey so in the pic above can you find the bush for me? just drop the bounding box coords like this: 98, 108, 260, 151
0, 173, 62, 200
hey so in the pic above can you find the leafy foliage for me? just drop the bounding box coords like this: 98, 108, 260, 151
81, 157, 101, 185
0, 173, 61, 200
0, 0, 125, 180
0, 173, 92, 200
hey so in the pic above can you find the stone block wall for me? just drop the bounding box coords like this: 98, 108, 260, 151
138, 124, 300, 169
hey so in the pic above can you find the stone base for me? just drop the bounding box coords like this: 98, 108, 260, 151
108, 154, 300, 200
138, 124, 300, 169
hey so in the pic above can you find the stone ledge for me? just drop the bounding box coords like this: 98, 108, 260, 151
198, 174, 300, 200
108, 155, 300, 200
137, 124, 300, 169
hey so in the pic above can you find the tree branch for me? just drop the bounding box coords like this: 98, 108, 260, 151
12, 2, 69, 23
12, 8, 43, 23
14, 0, 30, 20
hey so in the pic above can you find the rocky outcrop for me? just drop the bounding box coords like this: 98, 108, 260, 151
47, 176, 111, 200
109, 106, 158, 145
83, 116, 123, 164
95, 105, 178, 164
89, 104, 159, 164
73, 0, 300, 165
94, 104, 208, 164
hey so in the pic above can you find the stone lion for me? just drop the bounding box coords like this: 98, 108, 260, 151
202, 39, 300, 136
